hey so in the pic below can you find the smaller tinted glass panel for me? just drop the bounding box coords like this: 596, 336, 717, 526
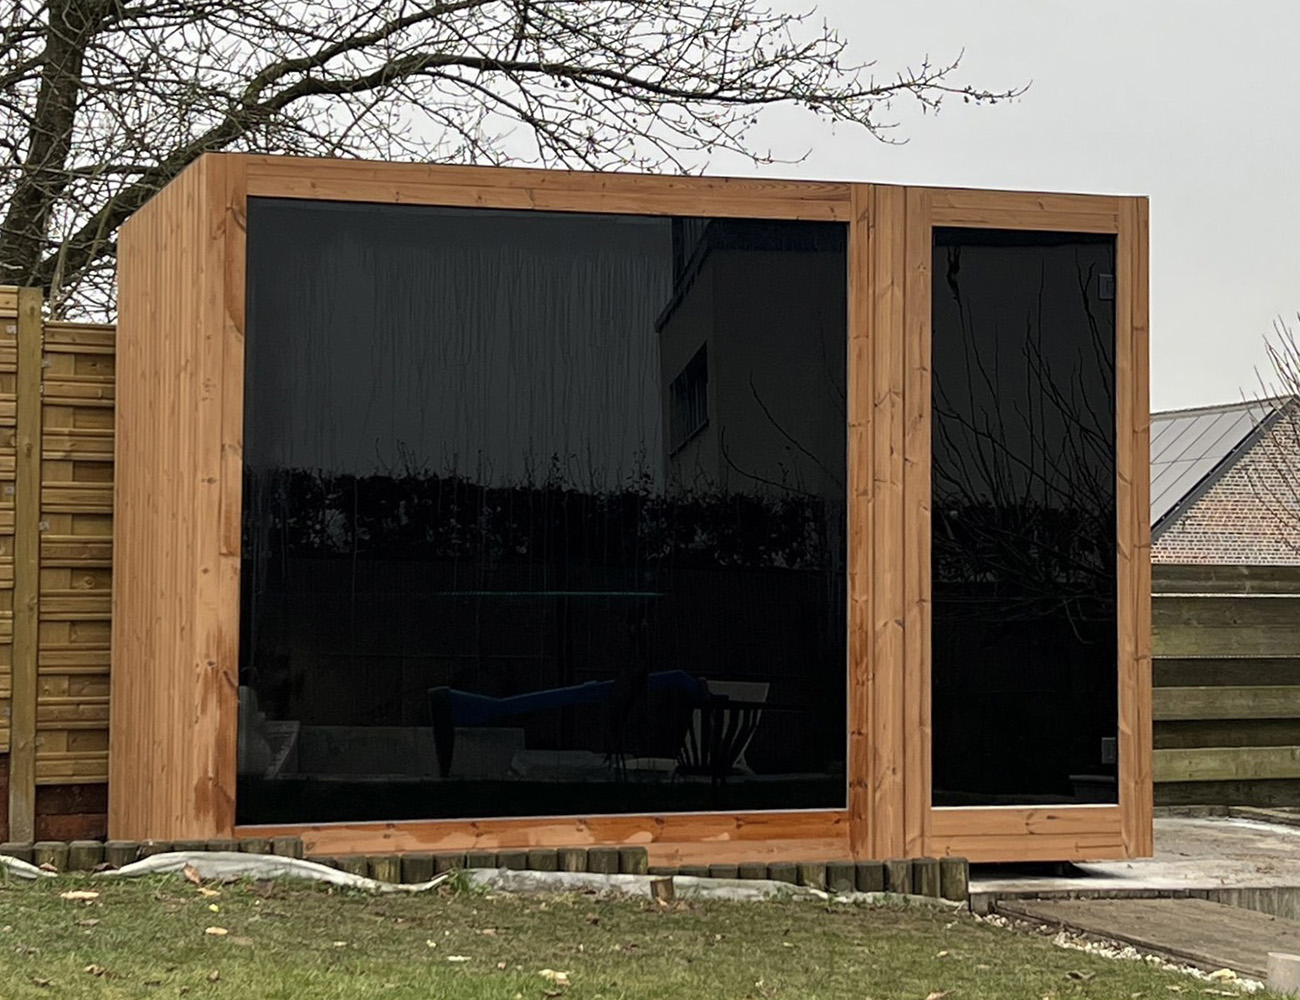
931, 227, 1118, 806
238, 198, 848, 825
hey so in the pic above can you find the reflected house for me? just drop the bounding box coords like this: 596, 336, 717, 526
111, 156, 1151, 864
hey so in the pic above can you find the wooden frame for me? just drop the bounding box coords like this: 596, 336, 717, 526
111, 154, 1150, 863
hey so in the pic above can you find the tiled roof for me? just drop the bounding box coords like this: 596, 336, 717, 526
1150, 397, 1282, 531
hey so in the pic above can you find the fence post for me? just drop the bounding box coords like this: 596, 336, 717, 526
8, 286, 42, 843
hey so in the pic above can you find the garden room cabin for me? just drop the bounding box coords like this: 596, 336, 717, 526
109, 154, 1151, 865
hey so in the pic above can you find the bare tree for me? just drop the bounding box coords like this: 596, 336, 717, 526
0, 0, 1019, 316
1241, 320, 1300, 549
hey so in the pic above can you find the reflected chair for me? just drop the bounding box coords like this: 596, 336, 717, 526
427, 672, 770, 784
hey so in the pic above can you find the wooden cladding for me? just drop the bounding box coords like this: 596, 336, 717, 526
0, 288, 115, 842
112, 155, 1150, 862
1153, 565, 1300, 806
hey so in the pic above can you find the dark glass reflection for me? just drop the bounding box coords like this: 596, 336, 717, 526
237, 199, 847, 824
931, 228, 1118, 806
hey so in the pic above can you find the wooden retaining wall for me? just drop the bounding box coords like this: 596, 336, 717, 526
0, 286, 113, 841
1154, 564, 1300, 806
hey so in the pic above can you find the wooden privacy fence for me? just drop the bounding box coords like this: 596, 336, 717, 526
0, 287, 114, 841
1154, 564, 1300, 805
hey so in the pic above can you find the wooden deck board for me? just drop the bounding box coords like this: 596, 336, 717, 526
997, 896, 1300, 979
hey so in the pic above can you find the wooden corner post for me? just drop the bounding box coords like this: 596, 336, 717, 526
9, 286, 43, 843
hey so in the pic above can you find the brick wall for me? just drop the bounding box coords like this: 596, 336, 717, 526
1154, 407, 1300, 565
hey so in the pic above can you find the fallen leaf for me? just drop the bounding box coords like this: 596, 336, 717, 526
60, 890, 99, 901
332, 941, 347, 948
925, 992, 951, 1000
207, 970, 221, 982
977, 964, 991, 971
198, 887, 221, 898
936, 950, 950, 958
204, 926, 228, 937
39, 863, 58, 873
425, 939, 438, 948
76, 918, 100, 928
498, 961, 508, 970
1207, 970, 1237, 982
540, 969, 572, 987
1166, 987, 1185, 994
30, 977, 51, 988
446, 955, 471, 963
183, 864, 202, 886
83, 964, 106, 977
1202, 991, 1236, 997
480, 927, 498, 936
1067, 972, 1096, 982
208, 904, 220, 913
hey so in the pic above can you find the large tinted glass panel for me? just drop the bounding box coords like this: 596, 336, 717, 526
931, 227, 1117, 806
238, 198, 847, 824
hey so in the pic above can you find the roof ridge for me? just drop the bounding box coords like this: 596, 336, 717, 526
1152, 394, 1290, 419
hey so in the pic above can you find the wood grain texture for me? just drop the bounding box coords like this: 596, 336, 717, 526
1153, 745, 1300, 783
901, 186, 932, 859
237, 811, 851, 865
868, 185, 906, 859
8, 286, 41, 841
846, 185, 872, 858
111, 154, 240, 839
1155, 686, 1300, 721
244, 155, 851, 220
1130, 194, 1153, 857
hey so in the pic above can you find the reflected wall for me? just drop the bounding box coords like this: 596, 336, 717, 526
930, 228, 1118, 806
238, 199, 848, 824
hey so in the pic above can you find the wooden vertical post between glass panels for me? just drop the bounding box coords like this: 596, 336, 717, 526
900, 188, 1152, 863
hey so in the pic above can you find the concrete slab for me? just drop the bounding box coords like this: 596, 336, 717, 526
972, 816, 1300, 896
997, 896, 1300, 980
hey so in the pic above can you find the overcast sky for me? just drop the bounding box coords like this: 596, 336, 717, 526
705, 0, 1295, 412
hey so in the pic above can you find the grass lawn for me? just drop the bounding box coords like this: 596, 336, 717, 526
0, 872, 1271, 999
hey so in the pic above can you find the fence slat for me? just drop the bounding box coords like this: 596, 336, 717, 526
1155, 685, 1300, 721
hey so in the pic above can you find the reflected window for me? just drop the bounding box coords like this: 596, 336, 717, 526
930, 227, 1118, 806
237, 201, 848, 824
